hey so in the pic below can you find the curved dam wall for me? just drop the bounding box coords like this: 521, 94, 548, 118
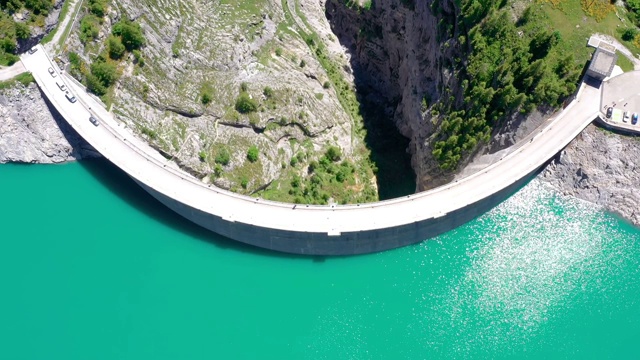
21, 46, 599, 256
134, 172, 533, 255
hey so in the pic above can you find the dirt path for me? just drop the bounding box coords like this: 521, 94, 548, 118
0, 62, 26, 81
44, 0, 81, 54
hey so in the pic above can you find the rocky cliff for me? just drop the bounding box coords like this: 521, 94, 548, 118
325, 0, 460, 190
0, 82, 97, 164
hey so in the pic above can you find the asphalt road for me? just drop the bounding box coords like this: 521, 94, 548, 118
19, 44, 601, 235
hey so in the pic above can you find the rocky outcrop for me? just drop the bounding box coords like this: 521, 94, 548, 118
0, 82, 98, 164
16, 0, 65, 53
541, 124, 640, 225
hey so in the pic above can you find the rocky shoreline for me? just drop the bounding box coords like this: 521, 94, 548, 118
540, 124, 640, 226
0, 83, 98, 164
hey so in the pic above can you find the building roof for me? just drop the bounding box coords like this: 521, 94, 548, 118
588, 46, 617, 79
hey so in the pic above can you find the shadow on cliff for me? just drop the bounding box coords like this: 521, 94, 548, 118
77, 157, 332, 260
323, 1, 416, 200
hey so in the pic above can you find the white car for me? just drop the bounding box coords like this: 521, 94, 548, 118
89, 116, 99, 126
48, 67, 56, 77
65, 93, 76, 103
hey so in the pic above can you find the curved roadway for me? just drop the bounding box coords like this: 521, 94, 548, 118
20, 45, 601, 253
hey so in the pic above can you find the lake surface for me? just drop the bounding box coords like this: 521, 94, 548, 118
1, 159, 639, 359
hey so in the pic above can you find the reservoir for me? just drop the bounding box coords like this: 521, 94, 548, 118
1, 159, 639, 359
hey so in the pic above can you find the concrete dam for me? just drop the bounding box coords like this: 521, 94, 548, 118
20, 45, 601, 255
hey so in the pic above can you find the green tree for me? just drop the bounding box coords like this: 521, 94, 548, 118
325, 146, 342, 162
14, 22, 29, 39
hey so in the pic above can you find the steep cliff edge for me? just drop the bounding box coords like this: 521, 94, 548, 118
326, 0, 460, 190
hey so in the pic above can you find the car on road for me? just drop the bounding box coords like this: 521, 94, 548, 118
65, 93, 76, 103
27, 47, 37, 54
48, 67, 56, 77
56, 82, 67, 91
633, 113, 638, 125
89, 116, 99, 126
624, 111, 630, 122
606, 107, 613, 118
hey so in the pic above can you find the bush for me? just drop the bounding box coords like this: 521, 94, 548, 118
198, 150, 207, 162
90, 60, 118, 87
201, 91, 212, 105
107, 36, 125, 60
275, 47, 283, 56
132, 49, 144, 66
622, 27, 638, 41
112, 20, 145, 51
215, 148, 230, 165
247, 145, 259, 162
240, 82, 248, 92
235, 93, 258, 113
323, 81, 330, 89
325, 146, 342, 162
86, 73, 107, 95
80, 15, 100, 43
263, 86, 273, 98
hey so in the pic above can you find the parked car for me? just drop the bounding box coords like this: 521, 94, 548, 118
633, 113, 638, 125
606, 107, 613, 118
624, 111, 629, 122
48, 67, 56, 77
89, 116, 99, 126
56, 82, 67, 92
27, 47, 37, 54
65, 93, 76, 103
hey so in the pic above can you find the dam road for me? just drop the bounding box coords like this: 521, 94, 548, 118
20, 44, 601, 255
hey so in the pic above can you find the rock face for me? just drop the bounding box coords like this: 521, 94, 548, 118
541, 124, 640, 226
0, 82, 98, 164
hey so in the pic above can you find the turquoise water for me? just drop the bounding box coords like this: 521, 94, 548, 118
1, 159, 640, 359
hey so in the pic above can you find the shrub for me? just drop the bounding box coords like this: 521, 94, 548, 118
198, 150, 207, 162
215, 148, 230, 165
247, 145, 259, 162
107, 35, 125, 60
323, 81, 330, 89
299, 59, 306, 68
263, 86, 273, 98
90, 60, 118, 87
112, 20, 145, 51
275, 47, 283, 56
240, 82, 248, 92
235, 93, 258, 113
325, 146, 342, 162
622, 27, 638, 41
201, 91, 212, 105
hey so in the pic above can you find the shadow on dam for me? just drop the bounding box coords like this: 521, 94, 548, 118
77, 155, 542, 256
77, 158, 315, 260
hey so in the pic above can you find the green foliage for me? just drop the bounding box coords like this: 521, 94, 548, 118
112, 20, 145, 51
90, 60, 118, 87
325, 146, 342, 162
235, 93, 258, 113
201, 91, 212, 105
431, 4, 579, 170
86, 73, 106, 95
240, 82, 248, 92
14, 22, 29, 39
132, 49, 144, 66
263, 86, 273, 98
622, 27, 638, 41
323, 81, 330, 89
247, 145, 259, 162
107, 35, 125, 60
198, 150, 207, 162
215, 148, 230, 165
79, 15, 100, 43
88, 0, 107, 16
275, 47, 283, 56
